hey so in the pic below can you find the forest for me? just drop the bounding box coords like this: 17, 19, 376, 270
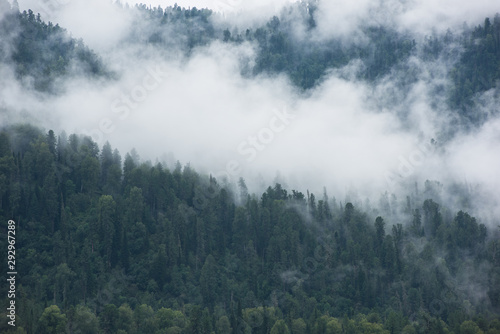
1, 1, 500, 129
0, 127, 498, 333
0, 0, 500, 333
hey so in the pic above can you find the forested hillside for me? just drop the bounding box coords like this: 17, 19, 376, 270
1, 0, 500, 128
0, 126, 499, 333
0, 0, 107, 92
111, 4, 500, 131
1, 0, 500, 333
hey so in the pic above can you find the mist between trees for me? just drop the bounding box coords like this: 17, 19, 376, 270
1, 0, 500, 333
0, 126, 499, 333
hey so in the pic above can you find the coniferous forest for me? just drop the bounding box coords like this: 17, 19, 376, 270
1, 0, 500, 333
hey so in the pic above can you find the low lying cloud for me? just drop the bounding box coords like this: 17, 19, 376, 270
315, 0, 498, 39
3, 0, 500, 225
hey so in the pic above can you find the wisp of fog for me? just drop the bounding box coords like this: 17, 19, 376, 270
3, 0, 500, 226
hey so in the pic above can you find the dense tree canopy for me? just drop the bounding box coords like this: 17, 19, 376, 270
0, 125, 498, 333
0, 1, 499, 332
1, 0, 499, 129
0, 0, 107, 92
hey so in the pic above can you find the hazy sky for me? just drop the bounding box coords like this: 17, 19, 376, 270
14, 0, 499, 35
3, 0, 500, 222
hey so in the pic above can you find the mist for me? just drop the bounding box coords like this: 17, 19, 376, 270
3, 0, 500, 227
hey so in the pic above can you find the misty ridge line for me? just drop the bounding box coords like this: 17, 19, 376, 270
163, 142, 487, 324
0, 126, 496, 333
186, 172, 492, 327
81, 61, 297, 187
0, 0, 498, 332
9, 0, 497, 97
5, 0, 498, 119
1, 1, 499, 220
20, 0, 69, 27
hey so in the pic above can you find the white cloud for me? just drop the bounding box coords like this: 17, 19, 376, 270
396, 0, 499, 34
3, 0, 500, 221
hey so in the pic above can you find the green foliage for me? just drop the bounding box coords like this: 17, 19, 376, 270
0, 126, 498, 332
216, 315, 232, 334
325, 318, 342, 334
2, 0, 499, 131
449, 14, 500, 124
270, 319, 290, 334
69, 305, 99, 334
460, 320, 485, 334
0, 4, 107, 92
200, 254, 218, 306
37, 305, 67, 334
1, 2, 499, 333
100, 304, 119, 334
291, 318, 307, 334
117, 304, 136, 333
